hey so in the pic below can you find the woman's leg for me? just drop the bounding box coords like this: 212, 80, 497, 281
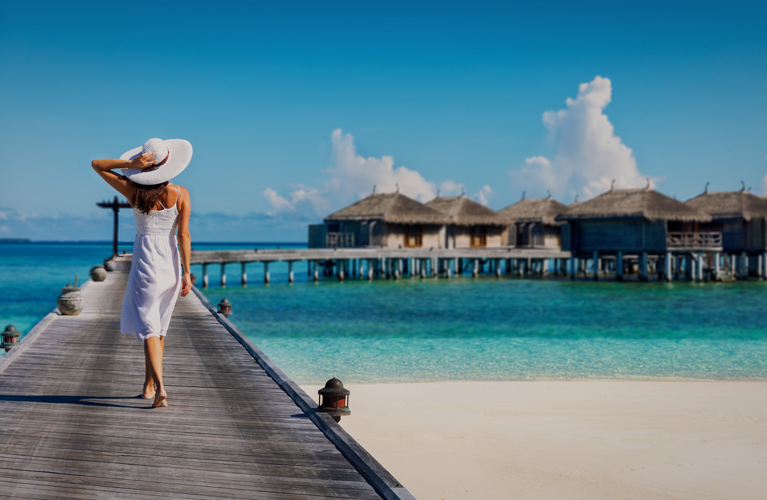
142, 342, 156, 398
145, 336, 167, 407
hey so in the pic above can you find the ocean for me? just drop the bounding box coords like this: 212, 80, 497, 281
2, 242, 766, 384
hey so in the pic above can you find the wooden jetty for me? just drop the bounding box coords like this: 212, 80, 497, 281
190, 247, 573, 286
0, 256, 415, 499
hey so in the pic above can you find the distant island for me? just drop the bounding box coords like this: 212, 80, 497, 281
0, 238, 31, 243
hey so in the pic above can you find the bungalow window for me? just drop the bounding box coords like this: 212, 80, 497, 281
404, 225, 423, 248
471, 226, 487, 247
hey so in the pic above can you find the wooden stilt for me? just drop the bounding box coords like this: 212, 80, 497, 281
616, 252, 623, 281
264, 262, 270, 285
288, 261, 294, 284
763, 252, 767, 280
241, 262, 247, 286
202, 263, 209, 289
220, 263, 227, 287
592, 251, 599, 280
665, 252, 672, 282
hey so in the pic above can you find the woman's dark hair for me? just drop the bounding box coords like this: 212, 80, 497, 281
132, 181, 169, 215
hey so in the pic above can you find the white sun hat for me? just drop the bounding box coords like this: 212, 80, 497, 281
119, 138, 193, 185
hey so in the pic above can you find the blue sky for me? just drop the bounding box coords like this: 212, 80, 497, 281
1, 0, 765, 241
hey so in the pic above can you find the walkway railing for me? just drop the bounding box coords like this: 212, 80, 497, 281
326, 232, 355, 248
667, 232, 722, 249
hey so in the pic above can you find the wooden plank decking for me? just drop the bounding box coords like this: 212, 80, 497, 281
0, 257, 411, 499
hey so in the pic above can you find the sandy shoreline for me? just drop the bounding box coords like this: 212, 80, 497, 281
301, 381, 767, 500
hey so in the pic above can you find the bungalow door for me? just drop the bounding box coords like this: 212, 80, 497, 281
470, 226, 487, 247
404, 225, 423, 248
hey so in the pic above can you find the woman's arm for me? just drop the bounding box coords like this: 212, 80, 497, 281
91, 153, 156, 201
176, 186, 193, 297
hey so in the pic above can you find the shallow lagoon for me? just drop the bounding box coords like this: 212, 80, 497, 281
3, 242, 766, 384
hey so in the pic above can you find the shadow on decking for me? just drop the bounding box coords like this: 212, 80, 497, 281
0, 394, 153, 409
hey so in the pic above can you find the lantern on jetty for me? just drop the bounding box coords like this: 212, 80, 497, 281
318, 377, 350, 422
90, 265, 107, 282
57, 275, 84, 316
103, 258, 116, 272
218, 298, 232, 317
2, 325, 20, 352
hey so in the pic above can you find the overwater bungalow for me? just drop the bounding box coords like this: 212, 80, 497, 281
685, 185, 767, 278
308, 192, 449, 249
497, 194, 568, 248
556, 184, 719, 281
425, 195, 511, 248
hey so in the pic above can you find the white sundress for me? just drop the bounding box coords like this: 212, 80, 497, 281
121, 188, 182, 342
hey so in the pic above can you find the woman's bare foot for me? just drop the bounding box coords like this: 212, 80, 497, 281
153, 390, 168, 408
141, 383, 156, 399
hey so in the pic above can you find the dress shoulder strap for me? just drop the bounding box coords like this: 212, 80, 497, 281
173, 185, 180, 208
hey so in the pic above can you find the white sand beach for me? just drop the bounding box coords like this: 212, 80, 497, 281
301, 381, 767, 500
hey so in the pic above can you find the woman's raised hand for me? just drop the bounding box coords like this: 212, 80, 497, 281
128, 152, 156, 170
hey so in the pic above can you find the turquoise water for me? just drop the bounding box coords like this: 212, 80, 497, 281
3, 243, 767, 384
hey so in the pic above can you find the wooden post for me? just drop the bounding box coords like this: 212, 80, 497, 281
264, 262, 270, 285
665, 252, 672, 282
431, 257, 437, 277
616, 252, 623, 281
741, 252, 748, 279
593, 251, 599, 280
713, 252, 720, 281
570, 258, 576, 280
288, 261, 294, 284
495, 259, 502, 278
697, 253, 704, 282
367, 260, 374, 280
96, 196, 131, 257
763, 252, 767, 280
473, 259, 479, 278
338, 260, 345, 282
758, 254, 763, 279
313, 261, 319, 283
640, 252, 648, 281
241, 262, 247, 286
202, 263, 209, 289
220, 263, 227, 287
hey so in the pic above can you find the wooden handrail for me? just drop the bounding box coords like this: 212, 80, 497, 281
666, 232, 722, 248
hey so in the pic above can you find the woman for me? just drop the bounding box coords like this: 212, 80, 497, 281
92, 138, 193, 408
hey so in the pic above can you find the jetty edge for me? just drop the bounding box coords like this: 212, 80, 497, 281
0, 255, 415, 500
192, 286, 417, 500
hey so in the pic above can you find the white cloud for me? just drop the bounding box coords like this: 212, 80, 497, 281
439, 181, 464, 197
325, 129, 436, 202
263, 185, 330, 217
510, 76, 653, 201
263, 188, 293, 215
0, 211, 6, 220
264, 129, 453, 217
475, 185, 493, 206
0, 226, 9, 233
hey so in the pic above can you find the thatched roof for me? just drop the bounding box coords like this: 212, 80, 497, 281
324, 192, 450, 225
685, 189, 767, 221
556, 188, 711, 222
426, 196, 511, 226
498, 197, 568, 225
